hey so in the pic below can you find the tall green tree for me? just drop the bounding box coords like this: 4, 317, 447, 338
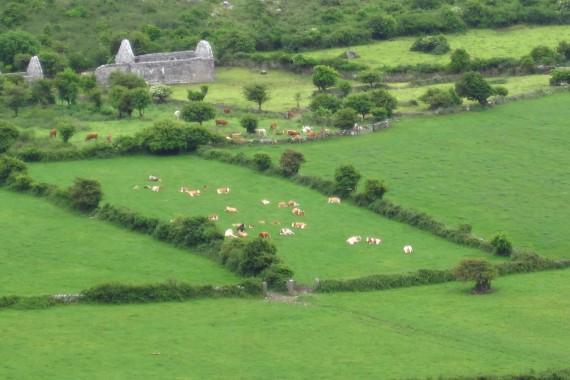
344, 93, 373, 119
455, 71, 493, 105
181, 101, 216, 125
334, 165, 362, 198
3, 82, 30, 116
312, 65, 339, 92
55, 69, 80, 105
454, 259, 497, 294
131, 87, 151, 117
243, 83, 270, 111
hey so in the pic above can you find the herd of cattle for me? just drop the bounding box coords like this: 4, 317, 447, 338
135, 174, 414, 254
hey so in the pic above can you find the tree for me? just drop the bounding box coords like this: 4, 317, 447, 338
357, 70, 384, 88
108, 71, 147, 89
280, 150, 305, 177
410, 35, 450, 55
334, 165, 361, 198
67, 178, 103, 212
109, 86, 134, 118
79, 74, 97, 91
310, 93, 342, 113
493, 86, 509, 97
449, 49, 471, 73
58, 122, 76, 143
344, 93, 373, 119
3, 82, 30, 116
88, 88, 103, 111
0, 122, 19, 153
187, 85, 208, 101
55, 69, 80, 105
371, 107, 389, 121
361, 179, 387, 204
312, 65, 339, 92
455, 72, 493, 105
31, 79, 56, 106
419, 88, 462, 110
39, 51, 68, 77
338, 80, 352, 97
150, 84, 173, 103
139, 120, 188, 154
368, 14, 397, 40
253, 153, 272, 171
238, 238, 279, 276
131, 87, 151, 117
453, 259, 497, 294
0, 30, 40, 68
243, 83, 270, 111
369, 89, 397, 116
491, 233, 513, 257
557, 41, 570, 61
240, 115, 258, 134
333, 108, 358, 130
181, 101, 216, 125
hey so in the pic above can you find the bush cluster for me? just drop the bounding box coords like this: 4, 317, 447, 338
550, 69, 570, 86
410, 35, 450, 55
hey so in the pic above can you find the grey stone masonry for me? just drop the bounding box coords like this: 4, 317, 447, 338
25, 56, 44, 81
95, 39, 214, 86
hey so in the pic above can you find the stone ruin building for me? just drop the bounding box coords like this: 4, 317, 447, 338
95, 39, 215, 86
0, 55, 44, 81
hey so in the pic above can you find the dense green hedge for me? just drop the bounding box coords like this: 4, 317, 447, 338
422, 368, 570, 380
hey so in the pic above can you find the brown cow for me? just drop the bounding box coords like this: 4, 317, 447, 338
215, 119, 229, 126
107, 133, 112, 143
223, 108, 232, 114
85, 133, 98, 142
49, 128, 57, 138
259, 232, 271, 239
286, 130, 300, 137
270, 123, 278, 131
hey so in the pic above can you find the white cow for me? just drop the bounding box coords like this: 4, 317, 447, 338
279, 228, 295, 236
261, 199, 271, 205
217, 187, 231, 194
225, 206, 238, 213
366, 237, 382, 245
328, 196, 341, 204
144, 185, 161, 192
403, 245, 414, 254
255, 128, 267, 137
291, 222, 307, 229
174, 110, 181, 120
148, 175, 161, 182
224, 228, 237, 238
302, 126, 313, 134
346, 236, 362, 245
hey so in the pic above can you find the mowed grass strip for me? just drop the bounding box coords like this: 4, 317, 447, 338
232, 92, 570, 258
0, 190, 238, 296
303, 25, 570, 69
28, 156, 500, 283
1, 269, 568, 379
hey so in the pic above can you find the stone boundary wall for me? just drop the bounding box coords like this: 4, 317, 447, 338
135, 51, 196, 63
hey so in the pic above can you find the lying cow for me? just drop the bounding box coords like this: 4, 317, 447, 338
259, 232, 271, 239
217, 187, 231, 194
215, 119, 229, 126
286, 129, 300, 137
403, 245, 414, 254
225, 228, 237, 239
366, 237, 382, 245
225, 206, 238, 213
328, 197, 341, 204
238, 231, 248, 238
288, 200, 300, 207
261, 199, 271, 206
149, 175, 161, 182
346, 236, 362, 245
291, 222, 307, 229
186, 189, 201, 197
255, 128, 267, 137
291, 207, 305, 216
280, 228, 295, 236
278, 201, 288, 208
85, 132, 98, 142
144, 185, 161, 192
302, 126, 313, 134
208, 214, 219, 222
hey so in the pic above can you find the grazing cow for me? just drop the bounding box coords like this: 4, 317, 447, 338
306, 131, 318, 140
270, 123, 278, 132
288, 200, 300, 207
148, 175, 161, 182
286, 129, 300, 137
225, 206, 238, 213
261, 199, 271, 206
238, 231, 248, 238
144, 185, 161, 192
290, 135, 303, 143
403, 245, 414, 254
174, 110, 181, 120
366, 237, 382, 245
278, 201, 288, 208
280, 228, 295, 236
291, 222, 307, 229
49, 128, 57, 138
302, 126, 313, 134
215, 119, 229, 126
255, 128, 267, 137
328, 197, 341, 204
208, 214, 219, 222
291, 207, 305, 216
186, 189, 201, 197
217, 187, 231, 194
85, 132, 98, 142
223, 107, 232, 114
346, 236, 362, 245
107, 133, 112, 143
224, 228, 237, 239
259, 232, 271, 239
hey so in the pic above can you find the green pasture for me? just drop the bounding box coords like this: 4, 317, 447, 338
303, 25, 570, 69
28, 156, 499, 283
0, 190, 237, 296
1, 269, 569, 379
233, 92, 570, 258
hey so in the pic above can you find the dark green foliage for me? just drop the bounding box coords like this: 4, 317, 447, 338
310, 93, 342, 113
6, 172, 33, 191
139, 120, 188, 154
187, 85, 209, 101
38, 50, 68, 77
243, 83, 270, 111
0, 30, 40, 68
454, 259, 497, 293
253, 153, 272, 171
550, 69, 570, 86
240, 114, 259, 134
334, 165, 361, 198
493, 86, 509, 97
3, 81, 30, 116
58, 122, 76, 143
0, 122, 19, 153
411, 35, 450, 55
419, 88, 462, 109
449, 48, 471, 73
337, 80, 352, 97
67, 177, 103, 212
312, 65, 339, 91
55, 69, 80, 105
368, 14, 397, 40
108, 71, 147, 89
455, 71, 493, 105
30, 79, 56, 106
369, 89, 397, 116
238, 238, 280, 277
261, 264, 294, 291
354, 179, 387, 205
557, 41, 570, 61
181, 101, 216, 125
530, 45, 563, 65
333, 107, 358, 130
130, 87, 151, 117
371, 107, 389, 121
0, 155, 27, 184
433, 368, 570, 380
357, 70, 384, 88
159, 216, 223, 248
491, 233, 513, 257
344, 93, 373, 119
280, 149, 306, 177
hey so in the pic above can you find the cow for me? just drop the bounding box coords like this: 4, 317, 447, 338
302, 126, 313, 134
270, 123, 278, 132
278, 201, 288, 208
85, 132, 98, 142
217, 187, 231, 194
148, 176, 161, 182
107, 133, 112, 143
144, 185, 161, 192
208, 214, 219, 222
403, 245, 414, 254
291, 207, 305, 216
255, 128, 267, 137
286, 110, 296, 119
186, 189, 201, 197
224, 228, 237, 239
49, 128, 57, 138
235, 223, 246, 233
306, 131, 318, 140
288, 200, 300, 207
291, 222, 307, 229
286, 129, 300, 137
261, 199, 271, 206
280, 228, 295, 236
179, 187, 189, 193
346, 236, 362, 245
225, 206, 238, 213
174, 110, 181, 120
215, 119, 229, 126
259, 232, 271, 239
366, 237, 382, 245
290, 135, 303, 143
328, 197, 341, 204
238, 231, 248, 238
223, 107, 232, 114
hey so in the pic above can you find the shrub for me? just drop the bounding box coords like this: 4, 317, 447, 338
550, 69, 570, 86
280, 150, 305, 177
159, 216, 223, 248
181, 101, 216, 125
0, 155, 27, 185
113, 135, 143, 154
334, 165, 361, 198
333, 107, 358, 130
242, 83, 270, 111
185, 126, 222, 152
6, 172, 33, 191
310, 93, 342, 113
368, 89, 397, 116
139, 120, 188, 154
455, 71, 494, 105
493, 86, 509, 97
557, 41, 570, 61
261, 264, 294, 291
344, 93, 373, 119
449, 48, 471, 73
240, 114, 258, 134
368, 14, 397, 40
355, 179, 387, 205
453, 259, 497, 294
150, 84, 173, 103
67, 178, 102, 212
0, 122, 19, 153
371, 107, 389, 121
108, 71, 147, 89
238, 238, 280, 276
312, 65, 339, 91
530, 45, 563, 65
411, 35, 450, 55
491, 233, 513, 257
419, 88, 462, 109
187, 85, 208, 101
58, 122, 76, 143
253, 153, 272, 171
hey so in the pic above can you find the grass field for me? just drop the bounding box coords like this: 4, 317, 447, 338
27, 156, 500, 283
0, 190, 238, 296
231, 92, 570, 258
303, 25, 570, 69
1, 269, 568, 379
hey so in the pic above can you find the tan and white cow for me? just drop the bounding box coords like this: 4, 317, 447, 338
217, 187, 231, 194
280, 228, 295, 236
225, 206, 238, 213
291, 222, 307, 229
328, 197, 341, 204
346, 236, 362, 245
366, 237, 382, 245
